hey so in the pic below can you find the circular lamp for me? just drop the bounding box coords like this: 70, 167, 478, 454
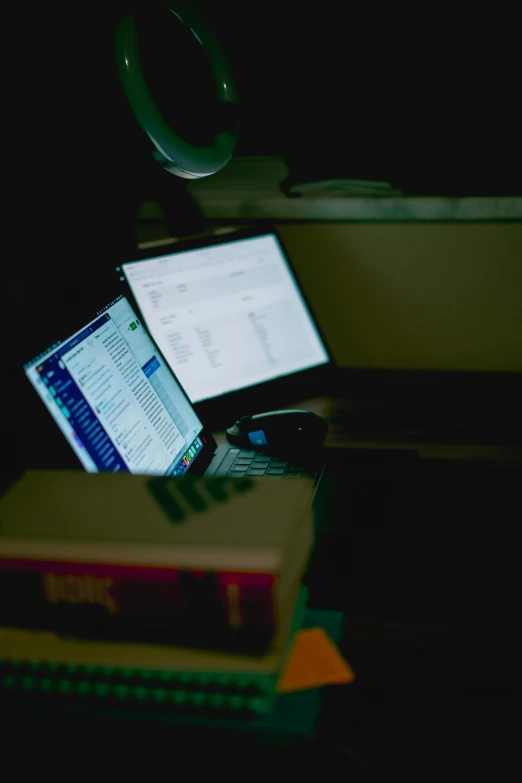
115, 1, 238, 179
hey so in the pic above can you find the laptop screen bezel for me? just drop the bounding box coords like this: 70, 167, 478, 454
116, 226, 337, 427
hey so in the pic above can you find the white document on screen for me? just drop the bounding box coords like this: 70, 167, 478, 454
123, 234, 329, 402
61, 319, 184, 474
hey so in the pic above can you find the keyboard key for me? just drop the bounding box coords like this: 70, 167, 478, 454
239, 450, 256, 457
228, 468, 248, 477
214, 450, 242, 476
266, 468, 285, 475
252, 457, 271, 464
269, 461, 287, 468
247, 469, 266, 476
234, 459, 254, 466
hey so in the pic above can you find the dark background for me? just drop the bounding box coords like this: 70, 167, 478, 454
6, 1, 520, 332
4, 0, 521, 491
3, 6, 522, 777
8, 1, 521, 243
7, 1, 520, 260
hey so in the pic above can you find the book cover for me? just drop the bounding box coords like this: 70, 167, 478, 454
0, 472, 314, 641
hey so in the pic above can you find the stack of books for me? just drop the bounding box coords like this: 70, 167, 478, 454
0, 471, 324, 733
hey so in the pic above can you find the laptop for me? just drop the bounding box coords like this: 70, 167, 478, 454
23, 295, 322, 481
117, 228, 335, 424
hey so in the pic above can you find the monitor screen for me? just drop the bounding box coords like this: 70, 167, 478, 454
24, 296, 205, 475
121, 232, 330, 403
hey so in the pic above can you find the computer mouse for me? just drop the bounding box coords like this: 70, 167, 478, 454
226, 409, 328, 450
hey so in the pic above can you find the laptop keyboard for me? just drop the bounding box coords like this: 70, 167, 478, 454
222, 449, 316, 479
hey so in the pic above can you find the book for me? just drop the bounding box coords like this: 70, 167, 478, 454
0, 472, 314, 643
0, 585, 307, 721
0, 602, 345, 743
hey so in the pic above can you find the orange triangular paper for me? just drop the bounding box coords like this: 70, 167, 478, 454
276, 626, 356, 693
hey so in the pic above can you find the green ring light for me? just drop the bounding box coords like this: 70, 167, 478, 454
115, 1, 238, 179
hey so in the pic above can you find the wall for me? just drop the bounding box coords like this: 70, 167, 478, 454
277, 223, 522, 372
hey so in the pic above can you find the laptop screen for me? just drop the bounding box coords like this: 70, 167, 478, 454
24, 296, 205, 476
120, 232, 330, 404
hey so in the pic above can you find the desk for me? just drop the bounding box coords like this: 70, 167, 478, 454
2, 369, 521, 782
213, 367, 522, 461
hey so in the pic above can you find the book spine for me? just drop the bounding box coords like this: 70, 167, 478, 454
0, 558, 276, 639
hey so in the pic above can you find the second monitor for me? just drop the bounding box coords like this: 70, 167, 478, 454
118, 228, 335, 421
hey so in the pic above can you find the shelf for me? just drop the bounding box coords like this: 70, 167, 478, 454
182, 157, 522, 222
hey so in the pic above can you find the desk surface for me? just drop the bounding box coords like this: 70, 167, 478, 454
213, 367, 522, 462
3, 370, 521, 782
